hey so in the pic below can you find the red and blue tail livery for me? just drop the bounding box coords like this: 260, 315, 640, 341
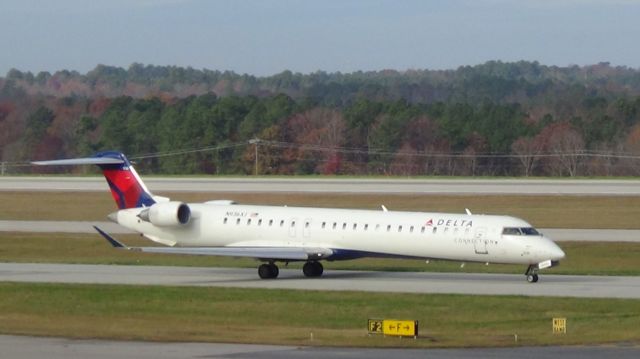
33, 151, 156, 209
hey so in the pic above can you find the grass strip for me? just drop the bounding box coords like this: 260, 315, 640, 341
1, 233, 639, 276
0, 282, 638, 348
2, 191, 640, 229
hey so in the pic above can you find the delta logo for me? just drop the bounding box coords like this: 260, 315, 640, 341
425, 218, 473, 227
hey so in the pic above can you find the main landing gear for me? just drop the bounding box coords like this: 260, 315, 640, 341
302, 261, 323, 278
258, 263, 279, 279
257, 261, 324, 279
525, 265, 539, 283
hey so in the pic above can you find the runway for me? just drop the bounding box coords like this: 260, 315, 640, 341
2, 220, 639, 242
1, 263, 638, 299
2, 176, 640, 195
2, 335, 639, 359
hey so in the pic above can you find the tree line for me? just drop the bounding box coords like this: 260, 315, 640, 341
2, 61, 640, 176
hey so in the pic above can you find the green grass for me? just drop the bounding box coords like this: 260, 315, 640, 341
1, 190, 639, 348
2, 191, 640, 228
1, 233, 639, 276
0, 282, 638, 347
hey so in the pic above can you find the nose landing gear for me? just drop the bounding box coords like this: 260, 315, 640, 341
525, 265, 539, 283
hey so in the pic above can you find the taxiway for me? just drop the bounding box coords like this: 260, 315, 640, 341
2, 335, 639, 359
2, 177, 640, 195
1, 262, 638, 299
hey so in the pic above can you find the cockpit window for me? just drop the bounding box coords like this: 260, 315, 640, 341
502, 227, 522, 235
521, 227, 540, 235
502, 227, 541, 236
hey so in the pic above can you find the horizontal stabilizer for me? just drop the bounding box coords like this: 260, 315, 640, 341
94, 226, 127, 248
32, 157, 125, 166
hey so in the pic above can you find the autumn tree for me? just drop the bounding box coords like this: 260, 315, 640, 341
284, 108, 346, 174
540, 122, 585, 176
511, 136, 544, 176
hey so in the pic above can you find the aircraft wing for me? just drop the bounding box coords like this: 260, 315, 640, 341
94, 226, 332, 261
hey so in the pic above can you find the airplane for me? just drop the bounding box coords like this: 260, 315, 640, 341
33, 151, 565, 283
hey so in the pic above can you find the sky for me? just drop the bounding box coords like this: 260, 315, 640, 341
1, 0, 639, 76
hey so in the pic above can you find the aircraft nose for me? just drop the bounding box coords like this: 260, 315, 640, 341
552, 245, 565, 260
547, 239, 565, 261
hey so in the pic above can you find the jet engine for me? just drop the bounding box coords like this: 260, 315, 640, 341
138, 202, 191, 226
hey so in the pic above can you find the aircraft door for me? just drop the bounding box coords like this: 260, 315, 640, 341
473, 227, 488, 255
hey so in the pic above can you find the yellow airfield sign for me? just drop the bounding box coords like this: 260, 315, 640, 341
383, 319, 418, 337
368, 319, 418, 337
368, 319, 383, 334
553, 317, 567, 334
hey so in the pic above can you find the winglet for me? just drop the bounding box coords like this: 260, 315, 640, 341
93, 226, 127, 248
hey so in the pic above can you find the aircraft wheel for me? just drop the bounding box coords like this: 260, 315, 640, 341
303, 261, 323, 277
258, 263, 279, 279
313, 261, 323, 276
258, 264, 271, 279
270, 264, 279, 278
526, 274, 539, 283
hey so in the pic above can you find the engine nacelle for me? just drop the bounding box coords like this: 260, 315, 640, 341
138, 202, 191, 226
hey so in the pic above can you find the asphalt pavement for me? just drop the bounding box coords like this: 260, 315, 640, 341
3, 176, 640, 195
1, 263, 638, 299
2, 335, 639, 359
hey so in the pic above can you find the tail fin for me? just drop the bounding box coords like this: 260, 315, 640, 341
32, 151, 156, 209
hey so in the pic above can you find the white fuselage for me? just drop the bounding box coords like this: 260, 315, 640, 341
113, 203, 565, 265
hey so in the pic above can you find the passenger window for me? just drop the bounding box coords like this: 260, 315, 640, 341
305, 222, 310, 228
280, 220, 284, 227
398, 225, 402, 233
342, 223, 347, 230
247, 219, 251, 225
353, 223, 357, 230
322, 222, 326, 229
269, 219, 273, 226
333, 222, 337, 229
364, 224, 369, 231
432, 227, 437, 234
410, 226, 414, 233
258, 219, 262, 226
236, 218, 241, 225
223, 218, 228, 224
387, 225, 391, 232
375, 224, 380, 231
421, 226, 425, 234
291, 221, 296, 227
